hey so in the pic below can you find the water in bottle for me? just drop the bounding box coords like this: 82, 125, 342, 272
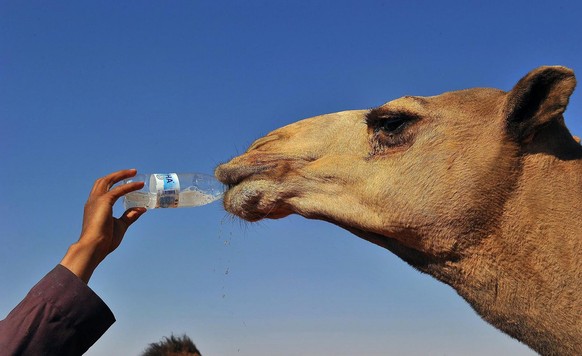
122, 173, 224, 210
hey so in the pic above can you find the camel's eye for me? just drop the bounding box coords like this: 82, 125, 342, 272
365, 110, 419, 154
377, 117, 409, 134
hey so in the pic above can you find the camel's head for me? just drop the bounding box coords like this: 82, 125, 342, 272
215, 66, 578, 263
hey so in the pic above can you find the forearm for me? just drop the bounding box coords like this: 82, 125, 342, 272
0, 265, 115, 355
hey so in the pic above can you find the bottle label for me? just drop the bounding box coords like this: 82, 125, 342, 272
152, 173, 180, 208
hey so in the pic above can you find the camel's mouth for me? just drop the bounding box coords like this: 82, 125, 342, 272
215, 158, 296, 222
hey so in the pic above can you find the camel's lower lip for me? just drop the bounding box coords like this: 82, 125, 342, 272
222, 180, 290, 222
223, 183, 265, 221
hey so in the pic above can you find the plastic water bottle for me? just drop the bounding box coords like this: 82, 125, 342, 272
122, 173, 224, 210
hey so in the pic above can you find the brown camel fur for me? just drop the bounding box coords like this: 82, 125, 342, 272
215, 66, 582, 355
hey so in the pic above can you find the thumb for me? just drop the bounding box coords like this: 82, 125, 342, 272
119, 207, 147, 230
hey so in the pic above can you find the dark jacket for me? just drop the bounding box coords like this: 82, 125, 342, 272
0, 265, 115, 355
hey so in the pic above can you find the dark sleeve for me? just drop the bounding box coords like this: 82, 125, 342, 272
0, 265, 115, 356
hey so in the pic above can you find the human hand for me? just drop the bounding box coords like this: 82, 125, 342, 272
60, 169, 147, 283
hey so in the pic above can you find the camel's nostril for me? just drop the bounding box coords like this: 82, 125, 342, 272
247, 134, 281, 151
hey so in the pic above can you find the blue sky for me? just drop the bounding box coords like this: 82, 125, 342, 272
1, 1, 581, 355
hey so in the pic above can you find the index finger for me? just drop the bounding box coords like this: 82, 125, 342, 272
90, 169, 138, 196
107, 180, 145, 202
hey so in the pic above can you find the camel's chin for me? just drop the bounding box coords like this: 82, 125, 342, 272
222, 180, 292, 222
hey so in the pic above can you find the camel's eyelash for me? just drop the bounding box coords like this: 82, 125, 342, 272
364, 109, 420, 128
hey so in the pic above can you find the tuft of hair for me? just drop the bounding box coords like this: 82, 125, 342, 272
141, 334, 202, 356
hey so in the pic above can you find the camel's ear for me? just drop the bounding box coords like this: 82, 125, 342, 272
504, 66, 576, 142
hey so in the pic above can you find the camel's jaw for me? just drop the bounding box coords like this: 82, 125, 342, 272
215, 110, 371, 222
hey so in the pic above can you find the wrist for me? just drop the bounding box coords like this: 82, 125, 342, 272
60, 241, 103, 284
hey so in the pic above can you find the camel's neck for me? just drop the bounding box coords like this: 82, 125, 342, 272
442, 153, 582, 355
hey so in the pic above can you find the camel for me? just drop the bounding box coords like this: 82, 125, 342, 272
214, 66, 582, 355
